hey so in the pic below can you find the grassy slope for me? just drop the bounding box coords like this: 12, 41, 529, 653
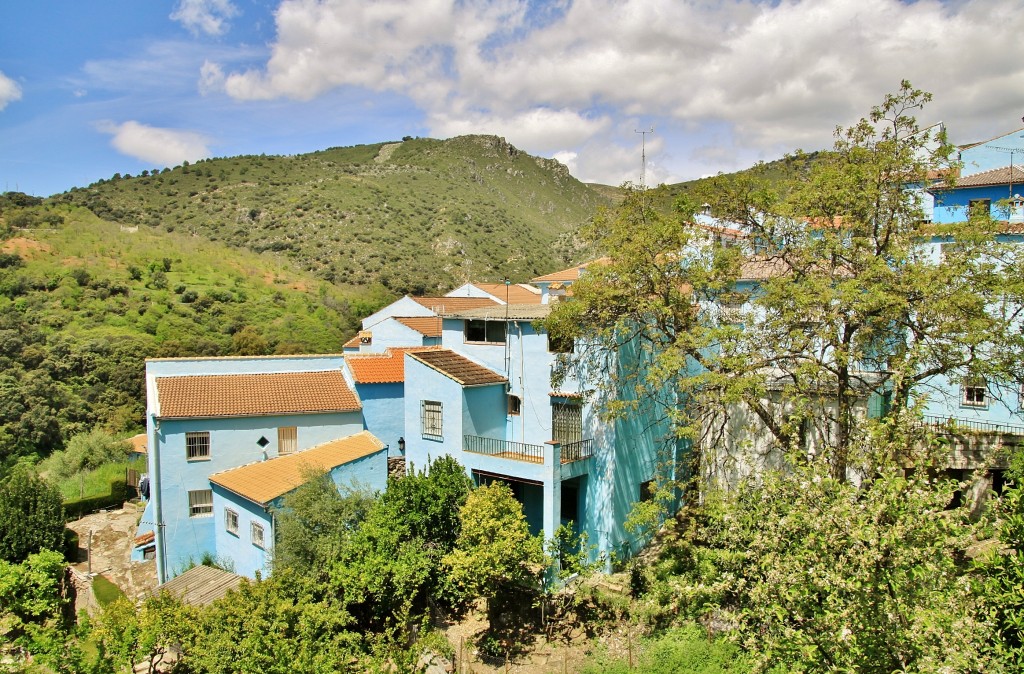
57, 135, 609, 294
0, 202, 387, 466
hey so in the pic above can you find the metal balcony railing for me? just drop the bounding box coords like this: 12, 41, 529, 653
464, 435, 544, 463
920, 415, 1024, 437
559, 439, 593, 463
463, 435, 595, 464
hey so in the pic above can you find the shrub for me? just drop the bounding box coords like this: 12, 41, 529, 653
0, 466, 65, 562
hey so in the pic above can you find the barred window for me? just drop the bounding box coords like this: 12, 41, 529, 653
552, 402, 583, 446
278, 426, 297, 455
186, 432, 210, 461
224, 508, 238, 534
251, 522, 265, 549
188, 489, 213, 518
421, 400, 442, 440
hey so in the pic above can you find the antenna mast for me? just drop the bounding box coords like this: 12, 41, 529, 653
635, 127, 654, 189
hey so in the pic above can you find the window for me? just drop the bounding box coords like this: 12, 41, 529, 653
464, 319, 506, 344
186, 432, 210, 461
251, 522, 265, 549
508, 394, 522, 416
225, 508, 239, 535
639, 479, 656, 502
962, 378, 988, 408
552, 401, 583, 446
188, 489, 213, 517
547, 333, 574, 353
968, 199, 991, 218
421, 400, 443, 440
278, 426, 297, 455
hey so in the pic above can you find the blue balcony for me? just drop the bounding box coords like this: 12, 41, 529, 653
463, 435, 593, 464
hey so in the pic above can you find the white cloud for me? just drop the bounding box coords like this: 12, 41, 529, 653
210, 0, 1024, 184
171, 0, 239, 36
98, 121, 211, 166
0, 70, 22, 111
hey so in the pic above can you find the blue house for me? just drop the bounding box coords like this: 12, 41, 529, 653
345, 346, 440, 457
401, 300, 678, 566
143, 355, 384, 582
208, 431, 387, 578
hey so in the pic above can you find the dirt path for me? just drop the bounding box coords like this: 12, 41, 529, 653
66, 502, 158, 602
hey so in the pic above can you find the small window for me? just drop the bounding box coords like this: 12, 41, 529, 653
278, 426, 297, 455
186, 432, 210, 461
968, 199, 991, 218
251, 522, 265, 549
188, 489, 213, 518
225, 508, 239, 535
548, 333, 574, 353
421, 400, 443, 440
962, 378, 988, 408
465, 319, 506, 344
508, 394, 522, 416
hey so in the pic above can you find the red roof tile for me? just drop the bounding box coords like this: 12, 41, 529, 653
346, 347, 440, 384
394, 316, 442, 337
210, 431, 385, 505
410, 297, 498, 313
531, 257, 610, 283
155, 370, 360, 419
407, 349, 507, 387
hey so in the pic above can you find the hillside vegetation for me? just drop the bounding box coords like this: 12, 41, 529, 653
0, 196, 387, 471
57, 135, 607, 294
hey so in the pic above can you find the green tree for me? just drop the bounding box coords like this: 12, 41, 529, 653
43, 428, 131, 480
0, 549, 70, 658
231, 325, 269, 356
547, 82, 1024, 482
652, 458, 996, 673
443, 482, 545, 625
272, 471, 375, 576
0, 465, 64, 563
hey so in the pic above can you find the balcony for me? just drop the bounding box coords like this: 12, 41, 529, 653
920, 415, 1024, 437
463, 435, 593, 465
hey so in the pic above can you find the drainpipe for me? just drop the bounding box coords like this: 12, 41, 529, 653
151, 413, 167, 584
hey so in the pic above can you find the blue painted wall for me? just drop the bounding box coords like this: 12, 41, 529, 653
933, 184, 1024, 224
959, 128, 1024, 175
355, 382, 406, 455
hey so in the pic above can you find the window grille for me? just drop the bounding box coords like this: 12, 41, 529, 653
421, 400, 443, 440
186, 432, 210, 460
552, 402, 583, 446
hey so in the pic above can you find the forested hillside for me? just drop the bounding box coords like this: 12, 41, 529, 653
56, 135, 606, 294
0, 195, 389, 471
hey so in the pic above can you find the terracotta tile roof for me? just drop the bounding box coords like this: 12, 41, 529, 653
394, 316, 442, 337
531, 257, 610, 283
346, 347, 440, 384
939, 165, 1024, 189
128, 433, 147, 454
440, 304, 552, 320
155, 370, 360, 419
343, 334, 361, 349
209, 431, 385, 505
470, 283, 543, 304
407, 349, 507, 387
410, 296, 498, 313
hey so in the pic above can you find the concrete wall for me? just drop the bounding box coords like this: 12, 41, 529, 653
212, 487, 272, 579
403, 357, 464, 471
959, 129, 1024, 175
933, 184, 1024, 224
361, 296, 434, 329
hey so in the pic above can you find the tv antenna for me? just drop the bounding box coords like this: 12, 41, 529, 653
635, 127, 654, 189
988, 144, 1024, 199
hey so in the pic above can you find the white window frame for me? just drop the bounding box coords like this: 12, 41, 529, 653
962, 378, 988, 408
251, 521, 265, 549
224, 508, 239, 535
186, 431, 211, 461
188, 489, 213, 518
278, 426, 297, 455
421, 400, 443, 440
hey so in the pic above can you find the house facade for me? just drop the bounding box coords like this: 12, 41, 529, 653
143, 355, 386, 582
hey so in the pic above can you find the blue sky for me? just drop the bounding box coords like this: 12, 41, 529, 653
3, 0, 1024, 197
